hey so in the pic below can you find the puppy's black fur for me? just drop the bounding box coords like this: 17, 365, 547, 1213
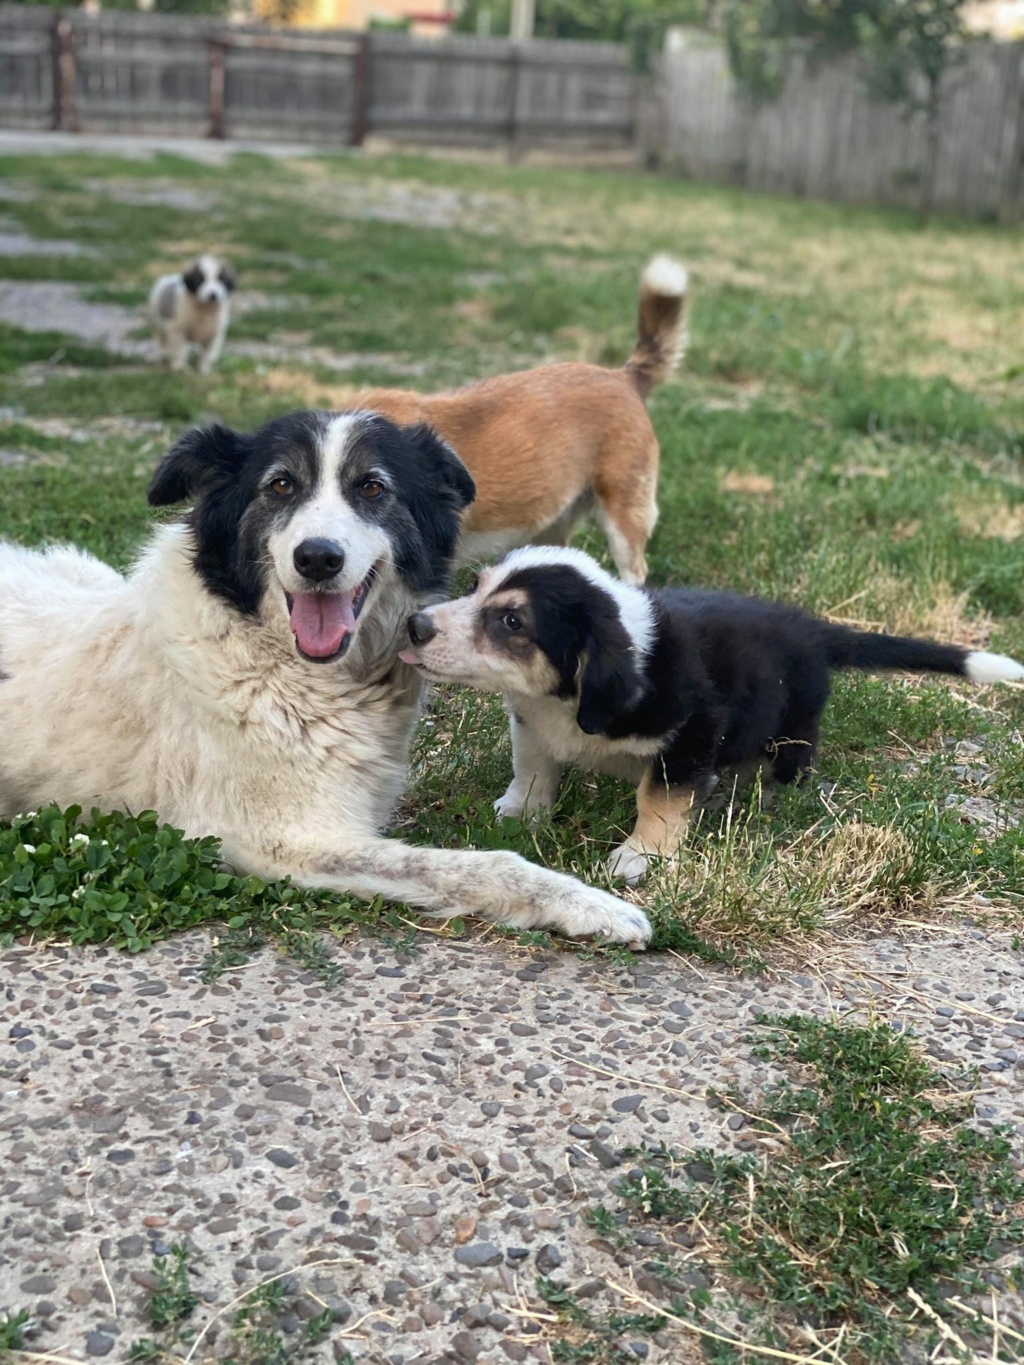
504, 564, 984, 797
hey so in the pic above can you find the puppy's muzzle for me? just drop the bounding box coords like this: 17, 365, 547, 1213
294, 538, 344, 584
407, 611, 437, 645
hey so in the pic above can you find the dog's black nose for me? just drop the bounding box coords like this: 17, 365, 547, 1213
408, 612, 437, 645
294, 538, 344, 583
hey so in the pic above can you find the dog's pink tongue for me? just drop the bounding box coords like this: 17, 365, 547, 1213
289, 592, 356, 658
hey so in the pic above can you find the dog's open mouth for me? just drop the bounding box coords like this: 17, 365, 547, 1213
286, 572, 374, 662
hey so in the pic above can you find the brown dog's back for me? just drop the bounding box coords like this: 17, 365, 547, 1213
349, 257, 689, 580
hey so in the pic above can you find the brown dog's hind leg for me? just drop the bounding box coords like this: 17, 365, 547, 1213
606, 769, 696, 884
594, 443, 658, 584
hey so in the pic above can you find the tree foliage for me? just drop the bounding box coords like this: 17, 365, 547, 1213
455, 0, 707, 68
725, 0, 970, 108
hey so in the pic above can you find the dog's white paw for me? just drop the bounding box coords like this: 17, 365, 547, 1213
494, 790, 526, 820
607, 841, 654, 885
494, 788, 549, 825
550, 884, 652, 949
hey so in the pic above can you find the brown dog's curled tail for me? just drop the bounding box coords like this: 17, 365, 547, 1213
624, 255, 689, 400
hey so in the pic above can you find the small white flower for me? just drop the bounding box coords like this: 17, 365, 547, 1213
71, 833, 90, 846
20, 844, 36, 855
72, 887, 85, 901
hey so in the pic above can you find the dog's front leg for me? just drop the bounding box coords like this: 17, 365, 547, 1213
494, 713, 563, 823
607, 769, 698, 885
165, 327, 188, 372
278, 836, 651, 948
607, 717, 721, 884
199, 314, 227, 375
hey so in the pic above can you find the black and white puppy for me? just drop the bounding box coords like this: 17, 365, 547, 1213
0, 422, 650, 947
149, 254, 236, 374
401, 546, 1024, 884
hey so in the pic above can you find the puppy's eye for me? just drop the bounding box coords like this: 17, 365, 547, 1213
502, 612, 523, 633
269, 476, 294, 497
359, 478, 386, 500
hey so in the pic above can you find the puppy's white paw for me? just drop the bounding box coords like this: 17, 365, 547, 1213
607, 841, 653, 885
550, 884, 652, 949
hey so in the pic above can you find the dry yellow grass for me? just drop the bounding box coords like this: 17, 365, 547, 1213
720, 470, 777, 495
953, 487, 1024, 542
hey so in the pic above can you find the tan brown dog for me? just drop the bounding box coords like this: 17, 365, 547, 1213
350, 256, 688, 584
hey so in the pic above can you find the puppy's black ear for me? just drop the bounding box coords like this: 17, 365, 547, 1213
182, 264, 203, 294
148, 425, 244, 507
218, 264, 237, 292
576, 606, 646, 735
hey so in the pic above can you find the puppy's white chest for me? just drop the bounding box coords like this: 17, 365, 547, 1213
510, 693, 656, 778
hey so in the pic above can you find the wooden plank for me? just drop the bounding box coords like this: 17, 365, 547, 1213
653, 35, 1024, 218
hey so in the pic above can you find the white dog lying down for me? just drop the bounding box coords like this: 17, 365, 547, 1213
149, 254, 235, 374
0, 410, 650, 948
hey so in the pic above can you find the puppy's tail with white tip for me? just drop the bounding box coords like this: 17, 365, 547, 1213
964, 651, 1024, 684
822, 623, 1024, 684
625, 255, 689, 400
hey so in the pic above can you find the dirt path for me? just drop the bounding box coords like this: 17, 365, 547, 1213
2, 922, 1022, 1363
0, 132, 325, 164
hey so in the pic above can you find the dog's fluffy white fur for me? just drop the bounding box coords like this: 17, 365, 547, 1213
0, 411, 650, 948
149, 254, 235, 374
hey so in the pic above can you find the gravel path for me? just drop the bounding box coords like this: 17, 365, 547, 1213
2, 922, 1023, 1363
0, 132, 327, 164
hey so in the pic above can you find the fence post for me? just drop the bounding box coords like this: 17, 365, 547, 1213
506, 42, 521, 160
51, 12, 76, 132
208, 38, 226, 139
349, 32, 370, 146
1001, 45, 1024, 224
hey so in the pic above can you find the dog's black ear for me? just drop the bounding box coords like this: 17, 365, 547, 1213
576, 605, 646, 735
411, 424, 475, 510
218, 264, 236, 293
148, 425, 244, 507
394, 424, 475, 594
181, 264, 203, 294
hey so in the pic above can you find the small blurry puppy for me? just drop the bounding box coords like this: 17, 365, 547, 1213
149, 255, 236, 374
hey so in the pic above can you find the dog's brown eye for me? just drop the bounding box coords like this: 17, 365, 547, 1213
269, 477, 294, 497
502, 612, 523, 633
360, 478, 386, 500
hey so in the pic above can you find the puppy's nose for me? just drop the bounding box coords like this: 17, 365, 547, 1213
408, 612, 437, 645
293, 538, 344, 583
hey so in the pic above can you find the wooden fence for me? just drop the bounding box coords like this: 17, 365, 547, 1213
0, 4, 635, 149
651, 36, 1024, 220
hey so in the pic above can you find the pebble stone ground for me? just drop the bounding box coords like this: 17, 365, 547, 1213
2, 919, 1023, 1364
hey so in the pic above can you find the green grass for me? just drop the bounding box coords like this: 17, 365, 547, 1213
126, 1243, 344, 1365
0, 1309, 33, 1361
582, 1017, 1024, 1363
0, 804, 396, 976
0, 146, 1022, 964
